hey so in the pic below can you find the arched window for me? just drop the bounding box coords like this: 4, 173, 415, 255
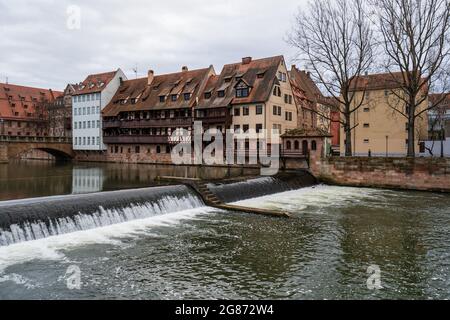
294, 140, 300, 150
286, 141, 292, 150
311, 140, 317, 151
302, 140, 308, 155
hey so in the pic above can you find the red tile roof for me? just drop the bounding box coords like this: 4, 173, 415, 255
73, 70, 118, 96
196, 56, 284, 109
349, 71, 428, 92
289, 66, 323, 103
102, 67, 213, 117
0, 82, 62, 121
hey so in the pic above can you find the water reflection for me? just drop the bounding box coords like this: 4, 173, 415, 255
0, 160, 260, 201
72, 167, 104, 194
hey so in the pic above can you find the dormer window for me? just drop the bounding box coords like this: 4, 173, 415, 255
257, 72, 265, 79
224, 77, 232, 83
204, 92, 211, 99
236, 87, 249, 98
183, 93, 191, 101
131, 98, 137, 104
217, 90, 225, 98
171, 94, 178, 101
235, 81, 250, 98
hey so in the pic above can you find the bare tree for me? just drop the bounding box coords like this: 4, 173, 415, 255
288, 0, 374, 156
373, 0, 450, 157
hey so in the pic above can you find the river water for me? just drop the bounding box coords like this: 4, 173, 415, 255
0, 161, 450, 299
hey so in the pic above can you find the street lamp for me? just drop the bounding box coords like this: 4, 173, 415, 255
385, 135, 389, 157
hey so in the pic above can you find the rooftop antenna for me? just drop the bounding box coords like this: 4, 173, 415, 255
132, 64, 138, 79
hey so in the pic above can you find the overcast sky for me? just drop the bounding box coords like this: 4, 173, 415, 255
0, 0, 308, 91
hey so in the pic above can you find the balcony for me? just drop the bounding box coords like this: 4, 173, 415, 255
103, 135, 171, 144
103, 118, 192, 129
195, 114, 232, 126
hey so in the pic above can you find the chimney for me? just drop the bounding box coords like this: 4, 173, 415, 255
147, 70, 154, 85
242, 57, 252, 65
291, 64, 296, 70
119, 77, 123, 86
182, 66, 188, 72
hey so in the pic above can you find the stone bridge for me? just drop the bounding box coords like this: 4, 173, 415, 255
0, 135, 74, 162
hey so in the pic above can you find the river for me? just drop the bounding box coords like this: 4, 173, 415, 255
0, 160, 449, 299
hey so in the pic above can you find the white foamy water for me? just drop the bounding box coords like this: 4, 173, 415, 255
0, 194, 203, 247
233, 184, 387, 212
0, 206, 214, 275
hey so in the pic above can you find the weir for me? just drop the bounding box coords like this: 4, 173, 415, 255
0, 185, 203, 246
0, 170, 317, 246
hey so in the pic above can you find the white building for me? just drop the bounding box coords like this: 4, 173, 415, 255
72, 69, 126, 151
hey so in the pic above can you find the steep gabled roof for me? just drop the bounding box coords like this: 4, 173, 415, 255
102, 67, 213, 117
73, 70, 119, 95
0, 82, 62, 120
349, 71, 428, 92
196, 56, 284, 109
289, 66, 324, 103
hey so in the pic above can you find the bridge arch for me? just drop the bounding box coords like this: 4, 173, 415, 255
1, 138, 74, 162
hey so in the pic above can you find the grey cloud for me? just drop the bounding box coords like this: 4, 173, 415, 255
0, 0, 307, 90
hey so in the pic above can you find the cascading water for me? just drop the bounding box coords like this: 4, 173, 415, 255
0, 185, 204, 246
208, 170, 317, 203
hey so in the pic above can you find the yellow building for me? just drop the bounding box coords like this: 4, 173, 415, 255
340, 72, 429, 156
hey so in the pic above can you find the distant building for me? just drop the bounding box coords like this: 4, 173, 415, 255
421, 93, 450, 157
0, 82, 62, 137
47, 84, 75, 138
196, 56, 298, 149
101, 56, 298, 163
342, 72, 429, 156
72, 69, 126, 151
102, 66, 213, 162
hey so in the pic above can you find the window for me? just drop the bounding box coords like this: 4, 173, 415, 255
256, 105, 263, 115
363, 139, 370, 144
92, 106, 95, 114
243, 106, 249, 116
311, 140, 317, 151
284, 94, 289, 104
236, 87, 249, 98
234, 107, 240, 116
286, 141, 292, 150
97, 137, 100, 145
204, 92, 211, 99
384, 90, 389, 97
83, 121, 86, 129
159, 96, 165, 103
171, 94, 177, 101
74, 122, 77, 129
256, 124, 263, 133
74, 109, 77, 116
273, 105, 277, 115
87, 94, 91, 101
87, 121, 91, 129
218, 90, 225, 98
277, 106, 282, 116
243, 124, 249, 132
285, 111, 292, 121
363, 123, 370, 128
234, 125, 241, 132
135, 146, 140, 153
97, 106, 100, 113
97, 120, 100, 128
273, 86, 281, 97
184, 93, 191, 101
363, 107, 370, 112
87, 137, 91, 145
156, 145, 161, 153
294, 140, 300, 150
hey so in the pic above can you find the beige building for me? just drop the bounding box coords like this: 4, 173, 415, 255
341, 72, 429, 156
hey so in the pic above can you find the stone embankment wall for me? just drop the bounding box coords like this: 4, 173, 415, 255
310, 157, 450, 192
